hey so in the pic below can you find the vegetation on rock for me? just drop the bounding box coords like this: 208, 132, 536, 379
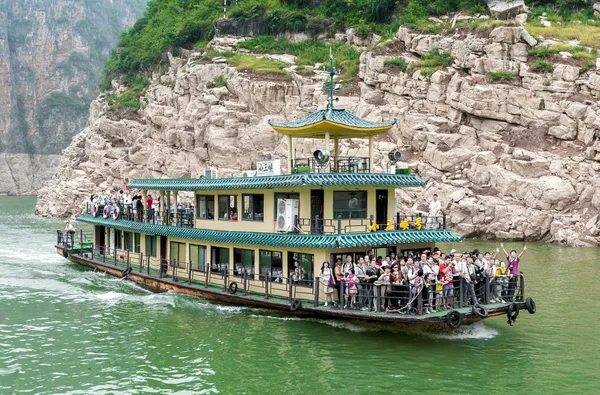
408, 51, 453, 79
383, 58, 408, 72
487, 71, 516, 81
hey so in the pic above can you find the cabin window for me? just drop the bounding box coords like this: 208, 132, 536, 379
196, 195, 215, 219
190, 244, 207, 271
259, 250, 283, 282
211, 246, 230, 273
288, 252, 314, 287
333, 191, 367, 219
218, 195, 238, 221
242, 194, 264, 221
234, 248, 255, 278
273, 193, 299, 220
145, 235, 157, 257
124, 232, 133, 251
170, 241, 186, 268
134, 233, 141, 253
115, 229, 122, 249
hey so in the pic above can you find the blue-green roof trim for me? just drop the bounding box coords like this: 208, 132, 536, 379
268, 108, 397, 129
127, 173, 427, 191
77, 214, 462, 248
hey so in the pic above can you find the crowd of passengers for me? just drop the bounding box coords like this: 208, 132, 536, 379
318, 244, 527, 313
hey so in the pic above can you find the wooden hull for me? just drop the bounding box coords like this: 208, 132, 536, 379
58, 248, 527, 329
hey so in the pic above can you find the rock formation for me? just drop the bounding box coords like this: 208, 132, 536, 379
0, 0, 147, 195
36, 26, 600, 246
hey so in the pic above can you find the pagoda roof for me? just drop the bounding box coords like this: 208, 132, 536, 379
127, 173, 426, 191
77, 214, 463, 248
268, 109, 397, 138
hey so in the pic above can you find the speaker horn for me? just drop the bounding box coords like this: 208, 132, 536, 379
313, 149, 331, 165
388, 150, 402, 164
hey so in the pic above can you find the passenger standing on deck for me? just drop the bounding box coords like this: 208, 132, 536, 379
319, 261, 336, 307
334, 258, 344, 304
343, 254, 354, 275
463, 258, 478, 306
501, 243, 527, 301
496, 261, 509, 302
488, 258, 499, 303
355, 256, 368, 310
344, 269, 359, 309
427, 194, 442, 229
147, 194, 154, 221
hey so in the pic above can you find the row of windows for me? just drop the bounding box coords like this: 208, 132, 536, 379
111, 231, 314, 285
195, 191, 369, 221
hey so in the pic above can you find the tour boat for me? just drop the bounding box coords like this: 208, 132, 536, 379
55, 59, 536, 330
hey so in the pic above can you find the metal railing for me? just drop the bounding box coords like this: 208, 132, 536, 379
84, 203, 194, 227
292, 156, 370, 174
293, 213, 447, 234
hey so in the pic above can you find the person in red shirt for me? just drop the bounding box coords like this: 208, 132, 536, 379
147, 195, 153, 209
439, 256, 455, 310
146, 195, 154, 221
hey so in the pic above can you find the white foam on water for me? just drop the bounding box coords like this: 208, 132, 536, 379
316, 319, 382, 333
92, 291, 126, 302
431, 322, 499, 340
248, 314, 304, 321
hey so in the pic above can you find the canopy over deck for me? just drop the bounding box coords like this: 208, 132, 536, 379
268, 109, 397, 138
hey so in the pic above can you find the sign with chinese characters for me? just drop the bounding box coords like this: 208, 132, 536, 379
257, 160, 281, 176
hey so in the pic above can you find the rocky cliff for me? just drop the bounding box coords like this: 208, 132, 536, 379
36, 26, 600, 246
0, 0, 147, 195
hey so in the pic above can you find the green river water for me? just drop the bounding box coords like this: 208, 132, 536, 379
1, 196, 599, 394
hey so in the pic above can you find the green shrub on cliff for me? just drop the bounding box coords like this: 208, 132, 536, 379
408, 51, 453, 79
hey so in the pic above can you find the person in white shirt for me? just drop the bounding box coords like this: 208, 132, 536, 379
427, 194, 442, 229
354, 256, 368, 309
343, 254, 355, 275
463, 258, 478, 306
64, 221, 75, 232
488, 258, 499, 303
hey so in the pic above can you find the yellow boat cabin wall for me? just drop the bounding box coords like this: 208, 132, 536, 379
193, 185, 397, 233
97, 225, 433, 301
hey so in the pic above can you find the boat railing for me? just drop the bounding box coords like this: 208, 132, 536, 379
84, 202, 195, 227
74, 244, 527, 314
292, 156, 370, 174
294, 213, 447, 234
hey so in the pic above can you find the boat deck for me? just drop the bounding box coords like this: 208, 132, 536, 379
58, 245, 524, 326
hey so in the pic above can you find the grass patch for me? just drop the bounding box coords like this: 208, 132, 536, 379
408, 51, 453, 79
105, 76, 151, 111
487, 71, 516, 81
531, 60, 553, 73
526, 24, 600, 48
579, 61, 595, 74
235, 36, 361, 82
530, 43, 596, 59
213, 75, 227, 88
294, 65, 313, 74
383, 57, 408, 72
228, 54, 290, 76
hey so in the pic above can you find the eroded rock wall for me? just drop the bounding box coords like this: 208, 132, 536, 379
36, 26, 600, 246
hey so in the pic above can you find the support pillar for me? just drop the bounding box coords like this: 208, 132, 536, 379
159, 190, 165, 225
368, 135, 374, 173
333, 137, 339, 173
287, 135, 293, 174
166, 190, 171, 226
142, 190, 147, 223
173, 190, 178, 226
324, 131, 330, 173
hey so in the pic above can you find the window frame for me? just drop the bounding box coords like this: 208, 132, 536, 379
211, 246, 230, 274
169, 241, 186, 268
196, 194, 215, 220
242, 194, 264, 222
115, 229, 122, 250
218, 195, 238, 221
145, 235, 157, 257
333, 190, 368, 219
190, 244, 207, 272
134, 233, 141, 253
233, 248, 255, 278
124, 231, 133, 251
259, 250, 283, 282
288, 252, 314, 288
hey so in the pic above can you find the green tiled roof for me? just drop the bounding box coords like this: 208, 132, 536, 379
268, 109, 397, 129
77, 214, 462, 248
127, 173, 426, 191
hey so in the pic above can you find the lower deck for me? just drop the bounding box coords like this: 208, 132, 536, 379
57, 244, 530, 328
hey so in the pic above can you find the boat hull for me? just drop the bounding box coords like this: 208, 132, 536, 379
58, 248, 527, 328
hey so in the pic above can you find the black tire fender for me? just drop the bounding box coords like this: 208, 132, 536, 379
121, 267, 132, 277
525, 297, 536, 314
507, 302, 520, 323
446, 310, 463, 329
290, 298, 302, 312
472, 304, 489, 318
62, 247, 69, 259
228, 281, 238, 295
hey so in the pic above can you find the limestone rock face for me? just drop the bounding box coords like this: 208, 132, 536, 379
0, 0, 147, 195
37, 26, 600, 247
